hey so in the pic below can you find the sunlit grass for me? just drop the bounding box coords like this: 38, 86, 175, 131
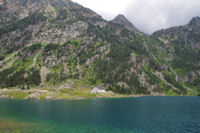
59, 88, 96, 98
7, 91, 29, 99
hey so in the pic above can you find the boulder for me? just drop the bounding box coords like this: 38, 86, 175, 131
27, 92, 40, 99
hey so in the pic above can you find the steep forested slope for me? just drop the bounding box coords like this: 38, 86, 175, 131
153, 17, 200, 95
0, 0, 199, 96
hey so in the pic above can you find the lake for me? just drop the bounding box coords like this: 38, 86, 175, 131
0, 97, 200, 133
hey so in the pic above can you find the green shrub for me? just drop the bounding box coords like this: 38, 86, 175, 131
0, 54, 5, 61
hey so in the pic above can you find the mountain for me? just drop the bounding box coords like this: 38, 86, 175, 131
0, 0, 199, 96
154, 16, 200, 48
189, 17, 200, 28
153, 17, 200, 94
111, 14, 139, 33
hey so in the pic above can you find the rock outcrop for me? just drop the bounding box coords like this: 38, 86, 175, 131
111, 14, 139, 32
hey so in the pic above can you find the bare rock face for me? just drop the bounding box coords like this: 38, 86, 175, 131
111, 14, 139, 32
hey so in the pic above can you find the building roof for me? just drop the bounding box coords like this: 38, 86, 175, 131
96, 86, 104, 90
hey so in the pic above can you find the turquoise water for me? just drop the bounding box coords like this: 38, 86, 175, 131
0, 97, 200, 133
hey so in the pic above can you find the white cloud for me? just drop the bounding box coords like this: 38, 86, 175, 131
72, 0, 200, 34
125, 0, 200, 33
72, 0, 132, 20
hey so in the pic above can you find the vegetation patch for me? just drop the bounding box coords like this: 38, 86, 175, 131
0, 54, 5, 61
163, 71, 186, 94
7, 91, 29, 99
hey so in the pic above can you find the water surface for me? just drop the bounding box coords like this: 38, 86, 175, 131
0, 96, 200, 133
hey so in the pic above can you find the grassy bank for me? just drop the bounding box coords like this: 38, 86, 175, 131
0, 80, 133, 100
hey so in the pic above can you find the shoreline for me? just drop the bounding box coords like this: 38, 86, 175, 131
0, 88, 142, 100
0, 86, 194, 100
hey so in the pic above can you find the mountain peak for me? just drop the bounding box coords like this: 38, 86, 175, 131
111, 14, 139, 32
189, 16, 200, 27
115, 14, 127, 20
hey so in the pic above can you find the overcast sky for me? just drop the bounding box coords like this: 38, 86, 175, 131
72, 0, 200, 34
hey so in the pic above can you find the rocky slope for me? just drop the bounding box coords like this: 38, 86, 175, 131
153, 17, 200, 95
111, 14, 139, 33
0, 0, 199, 96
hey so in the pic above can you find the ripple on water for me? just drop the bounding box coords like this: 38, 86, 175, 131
0, 97, 200, 133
